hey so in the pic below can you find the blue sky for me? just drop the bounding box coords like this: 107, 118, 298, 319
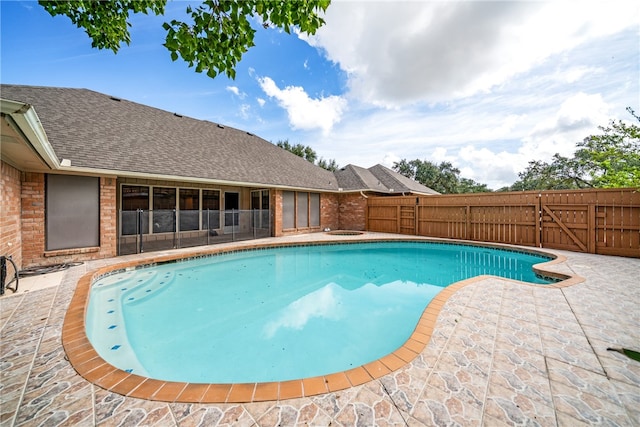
1, 0, 638, 189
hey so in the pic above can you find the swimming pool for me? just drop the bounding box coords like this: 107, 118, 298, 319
85, 241, 556, 384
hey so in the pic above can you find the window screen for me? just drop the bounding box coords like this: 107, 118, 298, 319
46, 174, 99, 251
202, 189, 220, 229
283, 191, 295, 229
310, 193, 320, 227
153, 187, 176, 233
179, 188, 199, 231
296, 192, 308, 227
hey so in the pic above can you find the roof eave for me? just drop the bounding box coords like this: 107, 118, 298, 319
1, 98, 60, 169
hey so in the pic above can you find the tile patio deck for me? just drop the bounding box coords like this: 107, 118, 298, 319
1, 233, 639, 426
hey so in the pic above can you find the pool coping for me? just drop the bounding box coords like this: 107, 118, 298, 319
61, 237, 585, 404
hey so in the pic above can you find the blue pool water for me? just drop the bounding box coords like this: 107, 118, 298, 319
86, 241, 555, 383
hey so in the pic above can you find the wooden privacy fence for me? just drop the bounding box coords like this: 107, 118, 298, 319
366, 188, 640, 258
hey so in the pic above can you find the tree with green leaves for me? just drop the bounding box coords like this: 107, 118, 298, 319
510, 108, 640, 190
39, 0, 331, 79
393, 159, 490, 194
276, 140, 339, 171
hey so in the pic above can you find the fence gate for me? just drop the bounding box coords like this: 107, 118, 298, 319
539, 203, 594, 253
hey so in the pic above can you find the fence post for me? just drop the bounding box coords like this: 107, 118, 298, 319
536, 195, 542, 248
137, 209, 144, 253
173, 209, 177, 249
465, 205, 471, 240
588, 204, 596, 253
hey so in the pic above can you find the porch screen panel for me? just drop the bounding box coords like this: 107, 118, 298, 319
283, 191, 295, 229
46, 174, 99, 251
121, 185, 149, 235
179, 188, 199, 231
153, 187, 176, 233
310, 193, 320, 227
202, 190, 220, 230
297, 192, 308, 227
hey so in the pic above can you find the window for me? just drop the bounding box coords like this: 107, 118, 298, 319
179, 188, 199, 231
282, 191, 320, 229
297, 192, 308, 227
153, 187, 176, 233
46, 175, 99, 250
283, 191, 295, 229
310, 193, 320, 227
202, 189, 220, 230
251, 189, 270, 229
119, 185, 225, 234
121, 185, 149, 235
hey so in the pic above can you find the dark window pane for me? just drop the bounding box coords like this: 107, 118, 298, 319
202, 190, 220, 229
179, 189, 199, 231
122, 185, 149, 210
153, 187, 176, 210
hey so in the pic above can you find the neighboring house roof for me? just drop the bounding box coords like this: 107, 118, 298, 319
0, 84, 339, 191
335, 164, 439, 195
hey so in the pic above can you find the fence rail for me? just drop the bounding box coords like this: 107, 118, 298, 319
366, 188, 640, 258
118, 209, 271, 255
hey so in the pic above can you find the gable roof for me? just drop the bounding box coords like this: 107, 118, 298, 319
335, 164, 439, 195
0, 84, 339, 191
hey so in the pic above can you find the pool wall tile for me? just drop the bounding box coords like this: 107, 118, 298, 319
345, 366, 373, 386
202, 383, 232, 402
252, 382, 279, 402
176, 383, 210, 403
302, 376, 328, 396
153, 382, 188, 402
324, 372, 351, 392
363, 360, 392, 379
379, 353, 406, 371
277, 380, 303, 400
226, 383, 256, 403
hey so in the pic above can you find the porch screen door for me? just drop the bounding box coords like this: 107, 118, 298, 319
224, 192, 239, 234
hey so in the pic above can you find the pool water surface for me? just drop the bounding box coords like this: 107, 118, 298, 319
86, 241, 555, 383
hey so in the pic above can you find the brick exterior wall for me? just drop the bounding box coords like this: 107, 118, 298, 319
272, 190, 365, 236
1, 161, 23, 270
338, 193, 368, 231
20, 172, 45, 268
273, 190, 283, 237
21, 173, 117, 268
321, 193, 340, 231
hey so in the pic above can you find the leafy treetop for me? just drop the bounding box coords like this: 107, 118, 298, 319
39, 0, 331, 79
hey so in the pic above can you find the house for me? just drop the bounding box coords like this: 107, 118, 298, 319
1, 84, 437, 269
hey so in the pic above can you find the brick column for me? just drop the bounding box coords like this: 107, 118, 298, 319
273, 189, 283, 237
20, 172, 46, 267
1, 161, 23, 269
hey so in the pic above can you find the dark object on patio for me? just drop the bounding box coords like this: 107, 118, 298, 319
607, 347, 640, 362
19, 262, 83, 277
1, 255, 19, 295
209, 230, 218, 236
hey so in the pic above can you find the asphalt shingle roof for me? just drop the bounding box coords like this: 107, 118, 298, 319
335, 164, 438, 195
1, 84, 339, 191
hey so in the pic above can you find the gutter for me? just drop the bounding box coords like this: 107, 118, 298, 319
1, 99, 60, 169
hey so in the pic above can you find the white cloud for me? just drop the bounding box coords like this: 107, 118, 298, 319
306, 1, 639, 108
256, 97, 266, 107
226, 85, 245, 99
257, 76, 347, 134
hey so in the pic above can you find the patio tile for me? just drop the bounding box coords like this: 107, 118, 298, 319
411, 381, 483, 427
540, 326, 603, 374
2, 235, 639, 427
551, 380, 632, 426
484, 381, 555, 427
334, 382, 408, 427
